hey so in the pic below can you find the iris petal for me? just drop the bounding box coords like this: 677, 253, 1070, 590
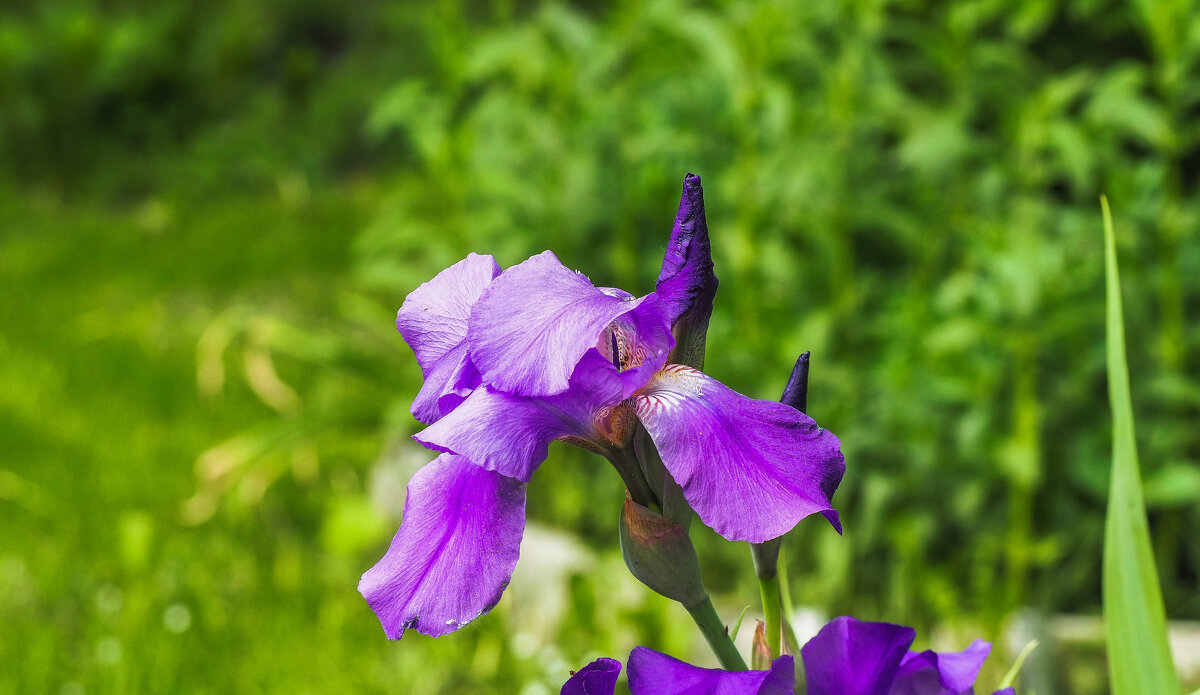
627, 647, 794, 695
892, 640, 992, 695
358, 454, 525, 639
801, 617, 916, 695
561, 657, 622, 695
633, 365, 844, 543
468, 250, 672, 397
414, 350, 627, 482
397, 253, 501, 423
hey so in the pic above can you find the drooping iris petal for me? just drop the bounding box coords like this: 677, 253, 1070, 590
468, 250, 673, 397
891, 640, 992, 695
561, 657, 622, 695
414, 351, 628, 481
801, 617, 916, 695
656, 173, 718, 369
397, 253, 501, 423
358, 453, 525, 639
632, 365, 845, 543
627, 647, 794, 695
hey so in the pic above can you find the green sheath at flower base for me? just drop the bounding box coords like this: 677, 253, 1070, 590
619, 493, 707, 608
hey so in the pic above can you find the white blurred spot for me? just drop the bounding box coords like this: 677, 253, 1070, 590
511, 631, 539, 660
96, 637, 122, 665
95, 585, 122, 615
163, 603, 192, 633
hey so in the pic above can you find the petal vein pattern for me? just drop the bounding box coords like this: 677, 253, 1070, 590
397, 253, 500, 423
468, 250, 672, 397
633, 365, 844, 543
358, 454, 525, 639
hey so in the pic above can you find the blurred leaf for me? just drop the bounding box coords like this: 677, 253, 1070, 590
1142, 463, 1200, 508
1100, 196, 1179, 695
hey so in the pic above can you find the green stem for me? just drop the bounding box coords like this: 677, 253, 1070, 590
685, 597, 748, 671
607, 445, 659, 511
756, 574, 782, 658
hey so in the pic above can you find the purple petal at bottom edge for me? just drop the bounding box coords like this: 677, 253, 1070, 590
357, 453, 525, 638
801, 617, 916, 695
561, 657, 622, 695
633, 365, 844, 543
627, 647, 794, 695
892, 640, 992, 695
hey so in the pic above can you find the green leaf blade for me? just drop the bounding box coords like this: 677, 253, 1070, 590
1101, 196, 1180, 695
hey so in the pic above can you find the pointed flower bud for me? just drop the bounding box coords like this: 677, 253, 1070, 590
780, 351, 810, 413
619, 492, 707, 608
751, 620, 774, 671
656, 173, 718, 370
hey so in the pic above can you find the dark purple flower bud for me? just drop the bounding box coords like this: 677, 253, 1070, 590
656, 173, 718, 370
619, 493, 707, 608
780, 351, 810, 413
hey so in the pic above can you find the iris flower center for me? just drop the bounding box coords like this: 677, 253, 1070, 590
599, 322, 646, 372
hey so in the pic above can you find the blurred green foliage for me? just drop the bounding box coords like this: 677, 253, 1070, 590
2, 0, 1199, 693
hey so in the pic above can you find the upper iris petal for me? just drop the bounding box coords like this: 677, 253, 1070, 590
397, 253, 501, 424
468, 250, 673, 398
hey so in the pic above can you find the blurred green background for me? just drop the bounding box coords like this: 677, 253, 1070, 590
2, 0, 1198, 693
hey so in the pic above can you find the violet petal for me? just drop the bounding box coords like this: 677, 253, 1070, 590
801, 617, 916, 695
468, 250, 672, 397
627, 647, 794, 695
358, 453, 525, 638
414, 350, 627, 481
561, 658, 622, 695
397, 253, 501, 423
632, 365, 845, 543
892, 640, 992, 695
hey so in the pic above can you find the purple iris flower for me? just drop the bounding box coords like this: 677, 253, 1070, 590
802, 617, 1012, 695
563, 617, 1014, 695
359, 174, 845, 639
562, 647, 795, 695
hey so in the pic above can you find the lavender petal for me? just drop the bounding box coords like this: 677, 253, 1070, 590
358, 454, 525, 638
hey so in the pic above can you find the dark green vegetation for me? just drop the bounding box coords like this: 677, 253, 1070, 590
2, 0, 1198, 693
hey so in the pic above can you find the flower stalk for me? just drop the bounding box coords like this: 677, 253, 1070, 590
685, 596, 749, 672
751, 351, 812, 661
